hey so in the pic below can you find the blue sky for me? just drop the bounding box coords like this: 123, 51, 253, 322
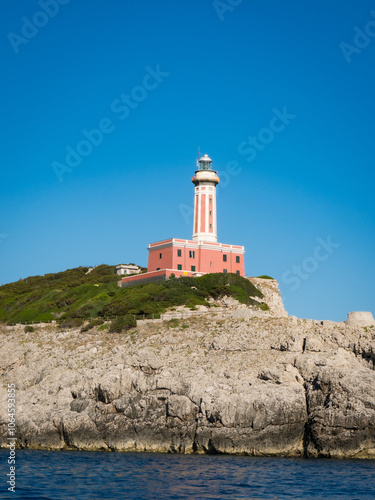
1, 0, 374, 321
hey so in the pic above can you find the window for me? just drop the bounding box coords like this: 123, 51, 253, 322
189, 250, 195, 258
210, 262, 212, 267
177, 264, 182, 270
191, 265, 196, 272
236, 270, 240, 275
156, 268, 160, 270
177, 249, 182, 257
223, 254, 227, 262
223, 269, 227, 274
236, 256, 240, 263
159, 253, 162, 259
209, 211, 212, 216
209, 224, 212, 229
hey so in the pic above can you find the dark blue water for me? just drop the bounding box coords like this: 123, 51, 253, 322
1, 450, 375, 499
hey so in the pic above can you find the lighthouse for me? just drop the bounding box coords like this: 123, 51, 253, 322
120, 153, 245, 287
192, 154, 219, 243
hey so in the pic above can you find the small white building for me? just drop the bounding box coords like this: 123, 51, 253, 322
116, 264, 142, 276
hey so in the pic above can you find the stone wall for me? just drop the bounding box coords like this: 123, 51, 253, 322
346, 311, 375, 326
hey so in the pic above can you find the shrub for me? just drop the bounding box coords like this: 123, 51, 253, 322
259, 303, 270, 311
227, 285, 249, 305
24, 325, 35, 333
167, 319, 179, 328
109, 315, 136, 333
58, 318, 84, 329
257, 275, 274, 280
81, 318, 104, 332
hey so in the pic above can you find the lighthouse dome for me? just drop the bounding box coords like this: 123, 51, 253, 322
199, 154, 212, 163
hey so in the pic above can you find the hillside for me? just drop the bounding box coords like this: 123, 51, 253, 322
0, 266, 265, 326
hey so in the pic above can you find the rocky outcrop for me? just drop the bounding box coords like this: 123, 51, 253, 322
0, 314, 374, 458
247, 277, 288, 318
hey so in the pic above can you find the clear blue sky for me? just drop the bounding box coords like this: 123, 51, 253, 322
1, 0, 374, 321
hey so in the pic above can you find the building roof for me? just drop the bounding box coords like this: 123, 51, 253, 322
199, 154, 212, 162
116, 264, 140, 269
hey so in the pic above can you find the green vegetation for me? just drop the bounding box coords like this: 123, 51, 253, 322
259, 303, 270, 311
167, 319, 179, 328
108, 315, 137, 333
0, 265, 264, 326
0, 265, 119, 325
81, 318, 105, 333
257, 275, 274, 280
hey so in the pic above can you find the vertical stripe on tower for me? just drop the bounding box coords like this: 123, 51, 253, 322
194, 193, 198, 234
205, 192, 209, 234
209, 195, 213, 233
197, 188, 201, 233
213, 192, 217, 236
200, 193, 206, 234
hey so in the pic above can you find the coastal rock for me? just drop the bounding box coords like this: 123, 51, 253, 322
0, 316, 374, 458
247, 278, 288, 318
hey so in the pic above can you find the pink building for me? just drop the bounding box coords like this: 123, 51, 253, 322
120, 154, 245, 287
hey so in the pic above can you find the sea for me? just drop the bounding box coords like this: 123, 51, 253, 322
1, 450, 375, 499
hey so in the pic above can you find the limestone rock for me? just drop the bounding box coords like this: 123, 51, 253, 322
0, 315, 374, 458
247, 278, 288, 318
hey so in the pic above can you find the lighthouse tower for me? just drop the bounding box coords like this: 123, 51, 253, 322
192, 154, 219, 243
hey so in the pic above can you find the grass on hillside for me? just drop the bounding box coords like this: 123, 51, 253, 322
0, 265, 264, 327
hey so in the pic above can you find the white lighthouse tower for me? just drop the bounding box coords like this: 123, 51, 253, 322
192, 154, 220, 243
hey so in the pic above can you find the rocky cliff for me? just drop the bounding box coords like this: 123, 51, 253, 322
1, 298, 375, 458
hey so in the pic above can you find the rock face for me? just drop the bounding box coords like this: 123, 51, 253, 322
0, 314, 374, 458
247, 278, 288, 318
